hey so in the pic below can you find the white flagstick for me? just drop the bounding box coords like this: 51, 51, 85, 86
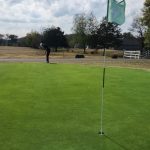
99, 47, 106, 135
99, 0, 109, 136
99, 0, 126, 136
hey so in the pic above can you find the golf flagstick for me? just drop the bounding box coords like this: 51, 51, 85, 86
99, 0, 109, 136
99, 46, 106, 135
99, 0, 126, 135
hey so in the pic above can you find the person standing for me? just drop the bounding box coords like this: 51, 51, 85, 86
40, 42, 51, 63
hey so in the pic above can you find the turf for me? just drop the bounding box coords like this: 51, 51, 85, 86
0, 63, 149, 150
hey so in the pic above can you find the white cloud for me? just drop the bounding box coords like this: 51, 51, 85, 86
0, 0, 145, 37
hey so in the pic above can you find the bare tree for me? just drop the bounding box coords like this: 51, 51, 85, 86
72, 13, 88, 53
130, 16, 146, 50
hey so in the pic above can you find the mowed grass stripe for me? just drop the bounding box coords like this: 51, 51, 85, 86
0, 63, 149, 150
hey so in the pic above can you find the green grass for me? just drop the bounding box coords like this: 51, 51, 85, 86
0, 63, 149, 150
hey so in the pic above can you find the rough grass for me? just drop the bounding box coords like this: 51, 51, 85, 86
0, 63, 150, 150
0, 46, 44, 58
0, 46, 123, 58
1, 46, 150, 70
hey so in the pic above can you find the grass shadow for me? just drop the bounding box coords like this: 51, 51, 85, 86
49, 62, 57, 64
104, 134, 130, 150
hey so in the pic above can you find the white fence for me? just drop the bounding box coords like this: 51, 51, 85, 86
123, 51, 141, 59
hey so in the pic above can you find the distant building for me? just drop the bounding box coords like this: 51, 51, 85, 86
121, 38, 142, 50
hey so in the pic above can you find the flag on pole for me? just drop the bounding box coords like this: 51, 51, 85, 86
107, 0, 126, 25
99, 0, 126, 136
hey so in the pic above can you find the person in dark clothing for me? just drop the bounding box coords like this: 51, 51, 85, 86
40, 42, 51, 63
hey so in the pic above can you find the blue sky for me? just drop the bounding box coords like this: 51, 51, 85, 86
0, 0, 144, 37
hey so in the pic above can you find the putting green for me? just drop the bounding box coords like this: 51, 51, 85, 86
0, 63, 149, 150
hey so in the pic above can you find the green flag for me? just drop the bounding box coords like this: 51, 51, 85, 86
107, 0, 126, 25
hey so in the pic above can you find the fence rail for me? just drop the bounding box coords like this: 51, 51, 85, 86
123, 51, 141, 59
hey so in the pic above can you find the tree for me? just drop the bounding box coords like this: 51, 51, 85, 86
123, 32, 135, 39
66, 34, 76, 48
42, 26, 68, 52
18, 37, 28, 47
86, 12, 99, 49
130, 16, 146, 50
144, 28, 150, 48
25, 31, 42, 48
142, 0, 150, 48
96, 17, 122, 49
0, 34, 4, 45
4, 34, 10, 46
72, 13, 88, 53
72, 12, 99, 52
143, 0, 150, 27
8, 34, 18, 45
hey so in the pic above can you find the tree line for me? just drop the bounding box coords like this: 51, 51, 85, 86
0, 0, 149, 51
